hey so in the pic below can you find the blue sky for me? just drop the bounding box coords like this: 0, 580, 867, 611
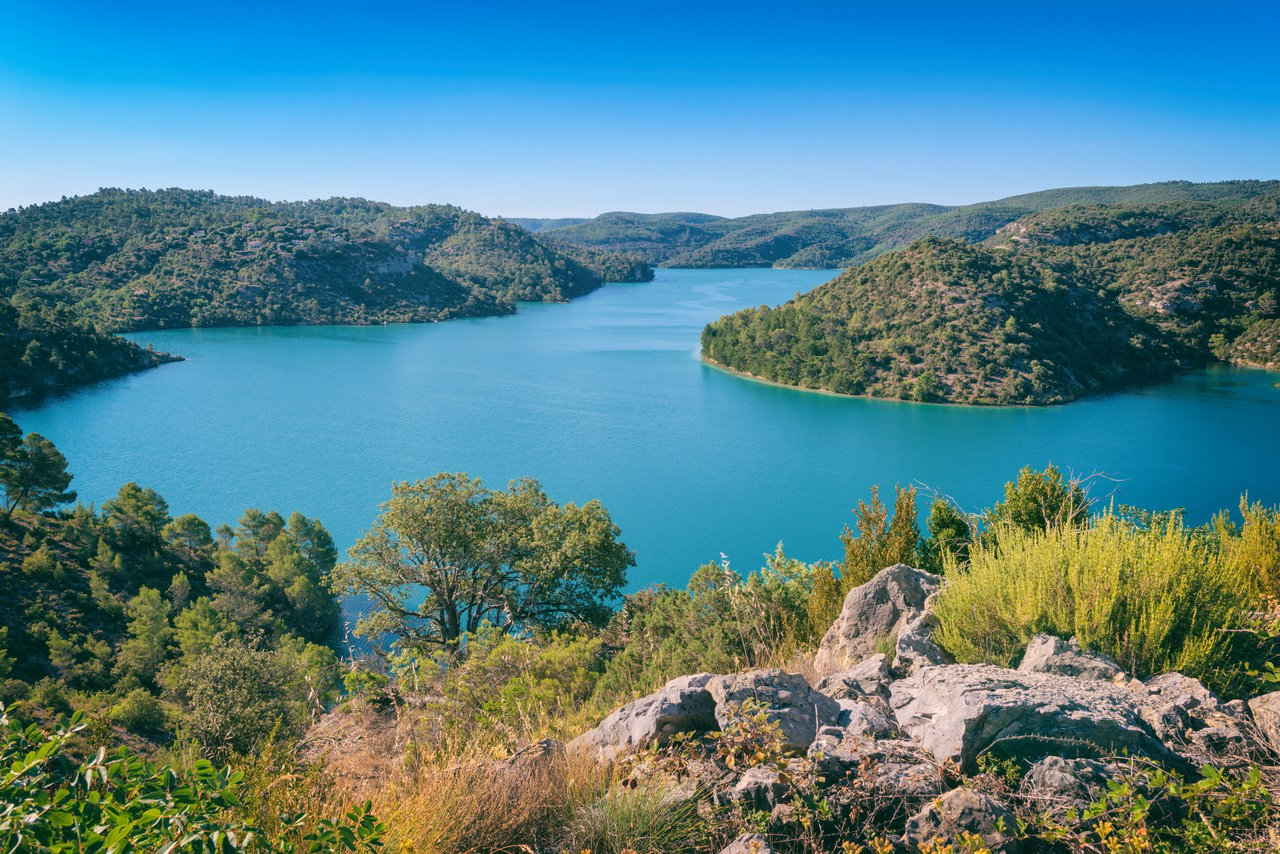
1, 1, 1277, 217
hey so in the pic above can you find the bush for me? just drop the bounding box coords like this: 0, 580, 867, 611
111, 687, 166, 736
933, 512, 1261, 696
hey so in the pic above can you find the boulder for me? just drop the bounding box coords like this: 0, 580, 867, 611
570, 673, 718, 761
718, 833, 776, 854
1020, 756, 1113, 814
1248, 691, 1280, 753
715, 765, 788, 811
902, 787, 1022, 854
890, 664, 1180, 772
814, 564, 941, 678
894, 600, 950, 675
1140, 672, 1222, 713
838, 696, 900, 739
817, 653, 893, 701
808, 732, 943, 795
1017, 635, 1123, 681
708, 669, 840, 753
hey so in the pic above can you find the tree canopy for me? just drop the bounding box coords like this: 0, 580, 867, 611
331, 473, 634, 655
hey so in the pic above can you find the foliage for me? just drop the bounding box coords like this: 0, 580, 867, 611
701, 190, 1280, 405
331, 473, 634, 656
0, 412, 343, 757
932, 512, 1267, 697
0, 705, 385, 853
986, 463, 1090, 533
0, 422, 76, 516
840, 484, 919, 589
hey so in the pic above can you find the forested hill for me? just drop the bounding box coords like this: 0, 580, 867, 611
528, 180, 1280, 269
0, 188, 653, 334
701, 192, 1280, 405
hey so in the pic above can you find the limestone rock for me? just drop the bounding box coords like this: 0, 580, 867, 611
890, 664, 1178, 772
718, 833, 776, 854
814, 564, 941, 678
1248, 691, 1280, 753
894, 599, 951, 676
708, 669, 840, 753
838, 696, 900, 739
808, 732, 943, 795
903, 787, 1022, 854
715, 765, 788, 811
1141, 672, 1222, 713
817, 653, 893, 701
1017, 634, 1123, 681
1021, 756, 1113, 814
570, 673, 717, 761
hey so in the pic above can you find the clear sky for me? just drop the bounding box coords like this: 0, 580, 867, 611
2, 0, 1277, 218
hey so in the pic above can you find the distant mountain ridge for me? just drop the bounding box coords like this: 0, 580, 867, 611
701, 189, 1280, 405
527, 180, 1280, 269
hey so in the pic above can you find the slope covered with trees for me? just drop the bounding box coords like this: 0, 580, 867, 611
702, 193, 1280, 404
530, 180, 1280, 269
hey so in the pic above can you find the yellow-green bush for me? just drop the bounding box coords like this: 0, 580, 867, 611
933, 512, 1261, 696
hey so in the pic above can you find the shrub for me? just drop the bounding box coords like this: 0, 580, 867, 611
111, 687, 166, 736
933, 512, 1260, 696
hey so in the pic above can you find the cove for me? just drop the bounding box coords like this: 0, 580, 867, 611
13, 268, 1280, 590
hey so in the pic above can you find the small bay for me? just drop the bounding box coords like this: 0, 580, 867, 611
14, 268, 1280, 589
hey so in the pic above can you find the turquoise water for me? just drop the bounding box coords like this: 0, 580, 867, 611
13, 268, 1280, 589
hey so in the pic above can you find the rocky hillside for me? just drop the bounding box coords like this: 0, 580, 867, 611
561, 564, 1280, 853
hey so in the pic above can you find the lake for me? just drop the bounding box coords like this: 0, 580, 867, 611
13, 268, 1280, 589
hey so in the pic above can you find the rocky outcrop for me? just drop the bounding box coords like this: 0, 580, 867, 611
816, 653, 893, 701
1020, 756, 1114, 814
890, 663, 1179, 772
894, 598, 950, 675
813, 564, 940, 677
708, 669, 841, 753
903, 787, 1023, 853
570, 673, 717, 761
1017, 634, 1123, 680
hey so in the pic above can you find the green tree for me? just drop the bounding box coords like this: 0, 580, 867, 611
0, 431, 75, 516
331, 473, 634, 655
114, 586, 175, 688
839, 484, 919, 589
917, 497, 973, 573
987, 464, 1090, 532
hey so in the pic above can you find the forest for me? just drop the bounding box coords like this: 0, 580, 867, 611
701, 192, 1280, 404
519, 180, 1280, 269
0, 188, 652, 398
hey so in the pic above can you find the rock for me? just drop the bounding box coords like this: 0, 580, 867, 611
1017, 634, 1123, 681
1248, 691, 1280, 753
1139, 702, 1191, 743
570, 673, 718, 760
1021, 756, 1113, 814
817, 653, 894, 701
708, 669, 840, 753
808, 732, 943, 795
902, 787, 1022, 853
715, 765, 788, 811
838, 696, 900, 739
1189, 723, 1250, 762
1141, 673, 1222, 713
814, 565, 941, 678
890, 664, 1180, 772
718, 833, 776, 854
894, 600, 950, 676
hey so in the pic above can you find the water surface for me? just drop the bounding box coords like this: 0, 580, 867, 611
15, 269, 1280, 588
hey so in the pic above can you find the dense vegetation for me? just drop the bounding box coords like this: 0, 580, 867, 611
0, 188, 652, 397
702, 192, 1280, 404
524, 180, 1280, 269
5, 430, 1280, 849
0, 301, 178, 401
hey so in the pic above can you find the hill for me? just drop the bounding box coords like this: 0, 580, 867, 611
701, 193, 1280, 404
0, 188, 652, 396
530, 180, 1280, 269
